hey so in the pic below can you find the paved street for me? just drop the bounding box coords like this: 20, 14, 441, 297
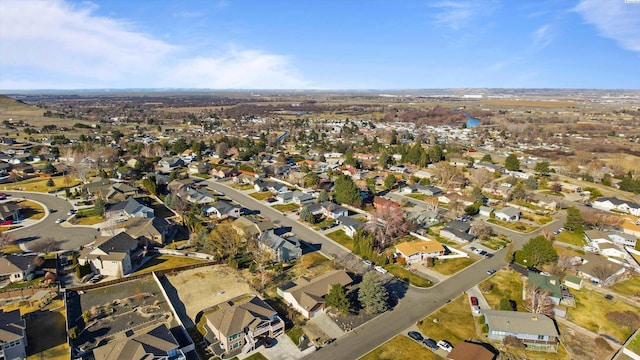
203, 179, 510, 360
6, 191, 99, 251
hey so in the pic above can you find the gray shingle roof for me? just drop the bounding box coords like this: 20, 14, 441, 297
483, 310, 558, 337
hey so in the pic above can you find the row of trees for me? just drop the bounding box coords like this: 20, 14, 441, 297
326, 271, 389, 315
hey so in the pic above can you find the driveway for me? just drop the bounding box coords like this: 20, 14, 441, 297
6, 191, 99, 251
249, 334, 314, 360
308, 312, 345, 339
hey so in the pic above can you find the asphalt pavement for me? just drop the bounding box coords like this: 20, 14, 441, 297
6, 190, 99, 251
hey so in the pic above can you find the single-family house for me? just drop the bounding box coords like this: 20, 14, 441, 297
400, 184, 443, 196
79, 233, 140, 277
293, 191, 315, 205
438, 193, 475, 207
450, 158, 470, 167
0, 254, 39, 283
607, 232, 637, 247
441, 227, 476, 243
186, 188, 217, 204
205, 296, 284, 355
413, 170, 433, 179
276, 190, 293, 203
395, 240, 446, 265
0, 309, 27, 360
259, 230, 303, 262
92, 323, 185, 360
598, 242, 626, 260
373, 196, 400, 210
124, 217, 174, 246
157, 157, 184, 172
210, 166, 240, 179
337, 215, 364, 238
107, 197, 154, 219
495, 207, 521, 222
321, 202, 348, 220
277, 270, 353, 319
575, 253, 626, 285
205, 200, 242, 219
474, 162, 504, 173
563, 275, 583, 290
527, 272, 565, 305
410, 210, 439, 228
447, 341, 496, 360
0, 202, 19, 222
483, 310, 559, 352
584, 230, 609, 245
188, 161, 209, 175
479, 206, 493, 217
232, 216, 274, 239
592, 197, 640, 216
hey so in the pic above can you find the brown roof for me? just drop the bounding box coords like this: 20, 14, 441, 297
92, 324, 179, 360
395, 241, 445, 256
447, 341, 495, 360
205, 296, 277, 338
285, 270, 352, 311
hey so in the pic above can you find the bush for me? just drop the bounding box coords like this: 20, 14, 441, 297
481, 324, 489, 333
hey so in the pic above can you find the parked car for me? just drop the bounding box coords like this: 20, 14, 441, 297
470, 296, 478, 306
473, 248, 482, 255
1, 220, 12, 226
89, 274, 103, 283
486, 269, 496, 275
362, 260, 373, 267
605, 294, 614, 300
374, 265, 388, 274
55, 218, 65, 224
437, 340, 453, 352
408, 331, 423, 342
421, 338, 438, 351
67, 209, 77, 216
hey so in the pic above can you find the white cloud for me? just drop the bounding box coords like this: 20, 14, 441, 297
0, 0, 307, 89
429, 1, 498, 30
532, 24, 553, 50
574, 0, 640, 53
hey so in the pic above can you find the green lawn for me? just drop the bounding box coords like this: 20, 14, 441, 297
229, 183, 254, 190
314, 218, 335, 230
405, 193, 428, 201
272, 203, 300, 212
610, 276, 640, 297
74, 215, 103, 225
481, 235, 511, 250
361, 334, 437, 360
431, 257, 475, 275
417, 295, 476, 346
133, 255, 206, 274
487, 219, 538, 233
567, 287, 640, 343
554, 231, 586, 246
3, 176, 81, 192
478, 269, 525, 311
243, 353, 268, 360
385, 263, 433, 288
628, 331, 640, 354
286, 326, 305, 346
249, 192, 273, 200
326, 230, 354, 251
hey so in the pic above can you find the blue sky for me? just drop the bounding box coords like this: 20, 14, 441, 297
1, 0, 639, 89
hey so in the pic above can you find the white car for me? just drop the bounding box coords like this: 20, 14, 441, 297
55, 218, 65, 224
374, 265, 388, 274
437, 340, 453, 352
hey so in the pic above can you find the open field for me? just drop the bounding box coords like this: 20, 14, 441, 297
361, 335, 437, 360
610, 275, 640, 297
478, 99, 577, 107
166, 265, 254, 320
3, 176, 81, 192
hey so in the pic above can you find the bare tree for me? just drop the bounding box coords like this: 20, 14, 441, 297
502, 335, 526, 349
557, 253, 575, 271
31, 238, 61, 254
472, 223, 494, 241
592, 265, 618, 287
541, 228, 554, 242
525, 285, 554, 317
0, 231, 14, 252
365, 204, 413, 249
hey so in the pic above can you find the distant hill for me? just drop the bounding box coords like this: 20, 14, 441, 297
0, 95, 61, 127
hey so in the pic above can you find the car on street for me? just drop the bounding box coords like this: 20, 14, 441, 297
437, 340, 453, 352
55, 218, 65, 224
362, 260, 373, 267
374, 265, 388, 274
1, 220, 13, 226
486, 269, 496, 275
605, 294, 614, 300
421, 338, 438, 351
67, 209, 77, 216
408, 331, 423, 342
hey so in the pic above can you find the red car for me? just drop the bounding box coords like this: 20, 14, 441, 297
1, 220, 13, 226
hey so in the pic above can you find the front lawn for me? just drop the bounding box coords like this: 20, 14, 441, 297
326, 230, 354, 251
554, 231, 586, 246
405, 193, 428, 201
133, 255, 206, 274
487, 219, 538, 233
313, 218, 335, 230
19, 200, 46, 220
74, 215, 103, 225
478, 269, 525, 311
628, 332, 640, 354
272, 203, 300, 213
385, 263, 433, 288
417, 295, 476, 345
361, 334, 437, 360
286, 326, 305, 346
229, 183, 254, 190
430, 257, 475, 275
481, 235, 510, 250
567, 287, 640, 343
249, 192, 273, 201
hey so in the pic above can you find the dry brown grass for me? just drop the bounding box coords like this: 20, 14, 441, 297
478, 99, 576, 107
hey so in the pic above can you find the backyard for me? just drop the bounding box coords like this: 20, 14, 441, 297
133, 255, 207, 274
610, 275, 640, 297
417, 295, 476, 346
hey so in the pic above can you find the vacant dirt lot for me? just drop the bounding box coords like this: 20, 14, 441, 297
166, 265, 253, 320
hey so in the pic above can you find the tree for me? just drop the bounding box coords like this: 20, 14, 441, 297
304, 172, 320, 188
46, 178, 55, 187
326, 167, 334, 180
299, 206, 313, 223
464, 202, 481, 216
534, 161, 550, 174
42, 162, 56, 175
378, 151, 390, 169
358, 271, 389, 314
471, 186, 484, 202
334, 175, 362, 207
564, 206, 584, 233
31, 238, 60, 254
384, 174, 397, 189
365, 204, 412, 249
592, 265, 618, 287
325, 283, 350, 315
318, 190, 329, 203
504, 154, 520, 171
525, 176, 538, 190
511, 183, 527, 200
503, 335, 525, 349
94, 197, 106, 216
141, 177, 157, 195
481, 154, 493, 163
472, 223, 494, 241
0, 231, 14, 253
525, 285, 554, 317
519, 235, 557, 266
549, 182, 562, 193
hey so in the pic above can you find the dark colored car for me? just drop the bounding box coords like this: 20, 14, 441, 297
605, 294, 614, 300
422, 338, 438, 351
408, 331, 423, 342
470, 296, 479, 306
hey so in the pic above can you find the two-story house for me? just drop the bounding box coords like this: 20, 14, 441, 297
0, 309, 27, 360
79, 233, 140, 277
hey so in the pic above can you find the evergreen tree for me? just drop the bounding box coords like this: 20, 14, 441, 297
325, 284, 350, 315
534, 161, 550, 174
384, 174, 397, 189
520, 235, 557, 266
299, 206, 312, 223
142, 177, 157, 195
304, 172, 320, 187
378, 151, 390, 169
481, 154, 493, 163
46, 178, 55, 187
428, 144, 444, 162
564, 206, 585, 233
94, 197, 105, 216
334, 175, 362, 207
318, 190, 329, 203
525, 176, 538, 190
505, 154, 520, 171
358, 271, 389, 314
